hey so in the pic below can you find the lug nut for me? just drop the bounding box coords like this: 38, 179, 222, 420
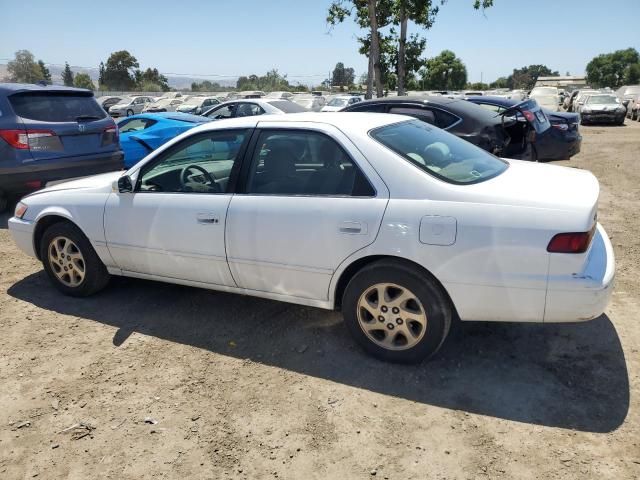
381, 306, 388, 313
392, 307, 400, 314
387, 323, 394, 330
378, 315, 385, 322
396, 318, 403, 325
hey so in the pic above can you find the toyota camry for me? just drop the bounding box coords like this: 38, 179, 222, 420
8, 112, 615, 363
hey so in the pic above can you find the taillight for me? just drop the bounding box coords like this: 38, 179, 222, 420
101, 124, 119, 146
522, 110, 535, 122
0, 129, 63, 151
547, 224, 596, 253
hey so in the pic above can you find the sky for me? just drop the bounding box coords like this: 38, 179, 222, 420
1, 0, 639, 85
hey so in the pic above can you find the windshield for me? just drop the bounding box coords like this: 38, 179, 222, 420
531, 87, 557, 95
267, 100, 307, 113
370, 120, 508, 185
295, 99, 314, 108
587, 95, 618, 104
151, 99, 171, 106
327, 98, 348, 107
181, 97, 203, 105
115, 97, 133, 105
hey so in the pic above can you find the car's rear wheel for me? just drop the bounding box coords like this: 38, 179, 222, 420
40, 222, 110, 297
126, 109, 134, 117
342, 260, 452, 363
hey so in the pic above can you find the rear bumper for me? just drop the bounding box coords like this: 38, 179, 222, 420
0, 151, 123, 195
544, 224, 615, 322
8, 217, 36, 258
537, 129, 582, 160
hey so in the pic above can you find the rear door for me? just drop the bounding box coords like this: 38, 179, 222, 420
7, 90, 117, 164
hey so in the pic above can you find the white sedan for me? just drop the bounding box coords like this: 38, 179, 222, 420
8, 112, 615, 363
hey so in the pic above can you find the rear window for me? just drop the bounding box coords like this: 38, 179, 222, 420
267, 100, 307, 113
371, 120, 508, 185
9, 92, 107, 122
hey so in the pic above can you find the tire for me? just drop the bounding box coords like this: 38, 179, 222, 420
126, 109, 134, 117
40, 221, 110, 297
342, 259, 452, 363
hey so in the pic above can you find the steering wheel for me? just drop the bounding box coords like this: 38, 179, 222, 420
180, 164, 218, 191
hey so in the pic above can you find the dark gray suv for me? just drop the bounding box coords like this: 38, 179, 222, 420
0, 83, 124, 211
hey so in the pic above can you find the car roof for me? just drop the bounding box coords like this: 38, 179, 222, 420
190, 111, 407, 134
354, 95, 458, 106
466, 95, 517, 106
129, 112, 211, 122
0, 82, 93, 95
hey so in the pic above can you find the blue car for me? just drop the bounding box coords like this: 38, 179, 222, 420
117, 112, 211, 168
465, 96, 582, 161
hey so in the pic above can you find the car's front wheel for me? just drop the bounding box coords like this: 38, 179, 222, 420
342, 260, 452, 363
40, 222, 110, 297
126, 109, 134, 117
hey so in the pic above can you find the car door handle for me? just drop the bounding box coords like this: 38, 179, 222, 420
339, 221, 367, 235
197, 213, 219, 224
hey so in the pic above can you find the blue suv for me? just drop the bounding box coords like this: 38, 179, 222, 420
0, 83, 124, 211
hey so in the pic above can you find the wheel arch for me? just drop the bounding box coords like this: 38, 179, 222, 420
33, 210, 80, 261
332, 254, 458, 319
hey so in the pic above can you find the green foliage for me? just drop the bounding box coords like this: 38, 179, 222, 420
73, 73, 95, 90
465, 82, 489, 90
332, 62, 356, 90
102, 50, 139, 90
37, 60, 51, 83
489, 76, 509, 89
62, 62, 74, 86
236, 69, 290, 91
191, 80, 224, 92
505, 65, 559, 90
586, 48, 640, 88
136, 68, 169, 92
7, 50, 45, 83
420, 50, 467, 90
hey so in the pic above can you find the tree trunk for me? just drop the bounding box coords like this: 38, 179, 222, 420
368, 0, 383, 98
366, 51, 374, 99
397, 3, 408, 96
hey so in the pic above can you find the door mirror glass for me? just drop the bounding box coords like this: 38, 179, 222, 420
118, 175, 134, 193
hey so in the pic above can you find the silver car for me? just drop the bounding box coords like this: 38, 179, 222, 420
175, 96, 221, 115
201, 98, 307, 120
108, 96, 155, 117
292, 95, 326, 112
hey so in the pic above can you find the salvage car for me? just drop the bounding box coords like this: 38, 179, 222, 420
143, 97, 183, 113
8, 112, 615, 363
175, 96, 221, 115
341, 96, 544, 160
321, 95, 362, 111
108, 96, 155, 117
117, 112, 211, 168
202, 99, 307, 119
625, 93, 640, 121
0, 83, 123, 212
95, 95, 122, 113
292, 95, 326, 112
465, 96, 581, 161
580, 94, 626, 125
529, 86, 561, 112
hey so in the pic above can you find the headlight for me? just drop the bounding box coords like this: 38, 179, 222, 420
14, 202, 28, 219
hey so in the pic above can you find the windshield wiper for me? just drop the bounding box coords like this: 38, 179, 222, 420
76, 115, 102, 121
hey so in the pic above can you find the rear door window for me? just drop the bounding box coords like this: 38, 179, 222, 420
9, 92, 107, 122
389, 106, 436, 125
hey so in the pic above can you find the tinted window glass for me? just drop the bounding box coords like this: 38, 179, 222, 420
9, 92, 107, 122
206, 104, 234, 119
138, 130, 247, 194
346, 103, 387, 113
389, 106, 436, 125
118, 118, 157, 133
235, 103, 264, 117
246, 130, 374, 196
371, 120, 508, 185
433, 109, 459, 128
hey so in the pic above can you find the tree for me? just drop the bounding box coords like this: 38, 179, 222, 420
136, 68, 169, 91
191, 80, 223, 91
420, 50, 467, 90
7, 50, 45, 83
236, 69, 291, 91
73, 73, 95, 90
586, 48, 640, 89
102, 50, 139, 90
465, 82, 489, 90
506, 65, 559, 90
62, 62, 74, 86
37, 60, 51, 83
332, 62, 356, 90
98, 62, 105, 87
489, 76, 509, 89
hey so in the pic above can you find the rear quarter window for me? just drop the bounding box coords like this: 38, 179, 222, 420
9, 92, 107, 122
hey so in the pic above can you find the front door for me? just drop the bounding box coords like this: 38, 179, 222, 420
226, 123, 389, 301
104, 128, 250, 286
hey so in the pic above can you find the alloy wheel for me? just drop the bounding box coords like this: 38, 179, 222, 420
48, 236, 86, 287
357, 283, 427, 351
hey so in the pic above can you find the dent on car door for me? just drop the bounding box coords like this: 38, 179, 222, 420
104, 129, 251, 285
225, 125, 389, 301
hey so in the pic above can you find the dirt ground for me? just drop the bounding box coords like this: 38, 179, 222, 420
1, 121, 639, 480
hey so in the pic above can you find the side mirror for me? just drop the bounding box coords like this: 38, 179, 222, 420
117, 175, 134, 193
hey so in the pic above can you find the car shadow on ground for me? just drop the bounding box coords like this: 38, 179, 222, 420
8, 272, 629, 434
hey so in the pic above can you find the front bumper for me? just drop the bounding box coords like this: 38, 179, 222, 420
8, 217, 36, 258
582, 112, 625, 123
544, 224, 615, 322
